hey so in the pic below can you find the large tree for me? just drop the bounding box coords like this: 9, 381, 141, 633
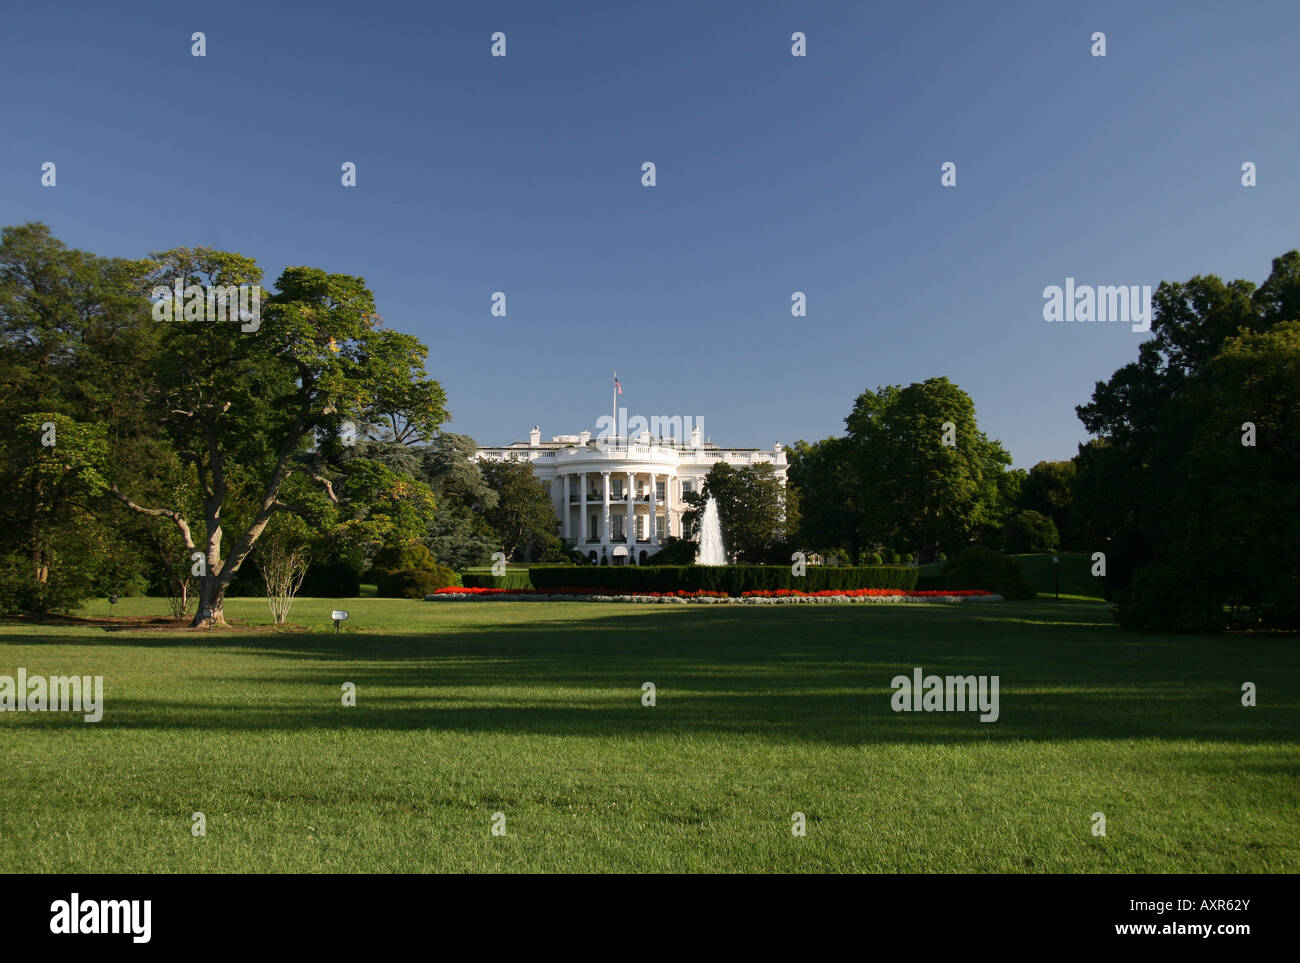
0, 414, 108, 612
1075, 251, 1300, 630
418, 433, 499, 569
845, 378, 1012, 562
0, 223, 162, 611
477, 458, 561, 561
786, 437, 863, 562
111, 249, 446, 626
1017, 460, 1076, 548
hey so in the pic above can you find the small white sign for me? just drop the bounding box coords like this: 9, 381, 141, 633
331, 610, 349, 621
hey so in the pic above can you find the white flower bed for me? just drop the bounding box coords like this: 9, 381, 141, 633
426, 592, 1004, 604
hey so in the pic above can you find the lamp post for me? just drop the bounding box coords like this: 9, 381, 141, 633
1052, 555, 1060, 600
108, 594, 118, 618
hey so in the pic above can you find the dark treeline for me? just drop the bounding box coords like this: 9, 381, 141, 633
786, 252, 1300, 632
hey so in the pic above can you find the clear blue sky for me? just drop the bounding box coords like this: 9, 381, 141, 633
4, 0, 1297, 467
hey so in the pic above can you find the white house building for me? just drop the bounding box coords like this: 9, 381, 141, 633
474, 424, 788, 564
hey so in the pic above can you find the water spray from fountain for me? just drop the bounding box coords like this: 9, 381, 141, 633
696, 496, 726, 565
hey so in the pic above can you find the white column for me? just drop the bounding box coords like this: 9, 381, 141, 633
625, 471, 634, 552
648, 473, 657, 544
602, 471, 611, 545
562, 474, 570, 541
580, 471, 588, 542
665, 473, 674, 538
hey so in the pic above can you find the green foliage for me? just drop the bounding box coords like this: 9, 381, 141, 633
1076, 252, 1300, 631
414, 433, 500, 570
376, 565, 457, 598
1018, 461, 1076, 547
525, 565, 918, 595
941, 547, 1036, 600
844, 378, 1013, 562
369, 542, 439, 581
477, 459, 560, 561
462, 571, 532, 590
786, 437, 857, 558
1001, 510, 1060, 553
329, 457, 438, 558
1115, 561, 1223, 634
128, 249, 448, 622
0, 413, 112, 612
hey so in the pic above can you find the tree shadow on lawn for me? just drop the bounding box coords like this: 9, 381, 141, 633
7, 602, 1296, 746
30, 683, 1291, 747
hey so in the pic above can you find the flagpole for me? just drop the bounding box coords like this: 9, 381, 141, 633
612, 371, 618, 450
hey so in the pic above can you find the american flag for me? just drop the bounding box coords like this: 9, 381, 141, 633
613, 373, 622, 395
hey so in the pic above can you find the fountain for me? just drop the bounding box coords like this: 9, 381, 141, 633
695, 496, 726, 565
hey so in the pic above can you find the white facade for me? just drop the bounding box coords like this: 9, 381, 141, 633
474, 424, 788, 564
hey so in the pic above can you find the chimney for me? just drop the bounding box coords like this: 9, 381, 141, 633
529, 426, 541, 447
578, 429, 591, 446
689, 424, 702, 448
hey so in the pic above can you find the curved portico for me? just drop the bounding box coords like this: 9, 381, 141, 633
554, 445, 680, 564
475, 427, 787, 564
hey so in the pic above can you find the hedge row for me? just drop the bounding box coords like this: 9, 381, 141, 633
462, 572, 533, 591
524, 565, 917, 595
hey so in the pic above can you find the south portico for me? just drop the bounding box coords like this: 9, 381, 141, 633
474, 423, 788, 564
559, 458, 678, 565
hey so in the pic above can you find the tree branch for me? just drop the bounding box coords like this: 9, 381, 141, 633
307, 473, 340, 503
109, 486, 196, 551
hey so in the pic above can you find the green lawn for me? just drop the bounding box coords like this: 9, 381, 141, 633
1, 595, 1295, 873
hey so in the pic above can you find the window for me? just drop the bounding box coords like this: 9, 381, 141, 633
655, 481, 665, 500
612, 479, 624, 498
681, 480, 694, 495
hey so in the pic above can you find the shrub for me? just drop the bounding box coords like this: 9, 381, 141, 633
1115, 561, 1223, 633
1002, 510, 1060, 553
369, 543, 440, 582
376, 565, 458, 599
941, 546, 1036, 600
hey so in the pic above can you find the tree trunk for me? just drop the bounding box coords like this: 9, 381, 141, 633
192, 573, 228, 627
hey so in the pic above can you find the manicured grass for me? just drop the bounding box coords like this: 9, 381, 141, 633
1, 595, 1295, 873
